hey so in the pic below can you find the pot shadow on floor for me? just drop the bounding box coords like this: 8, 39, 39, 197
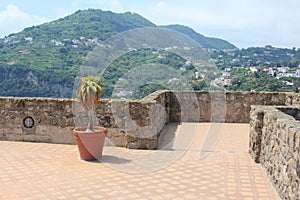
88, 155, 131, 164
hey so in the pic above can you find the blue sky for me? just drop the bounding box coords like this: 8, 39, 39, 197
0, 0, 299, 48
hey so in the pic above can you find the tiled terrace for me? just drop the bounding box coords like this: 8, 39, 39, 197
0, 123, 280, 199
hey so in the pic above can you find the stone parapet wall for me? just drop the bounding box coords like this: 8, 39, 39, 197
249, 106, 300, 200
0, 91, 300, 149
0, 97, 74, 143
169, 91, 288, 123
0, 93, 169, 149
285, 92, 300, 107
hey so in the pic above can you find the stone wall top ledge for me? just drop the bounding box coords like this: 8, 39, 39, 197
251, 105, 300, 129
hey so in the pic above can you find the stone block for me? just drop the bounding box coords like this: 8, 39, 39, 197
106, 129, 126, 147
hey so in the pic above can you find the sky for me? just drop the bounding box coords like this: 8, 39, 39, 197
0, 0, 299, 49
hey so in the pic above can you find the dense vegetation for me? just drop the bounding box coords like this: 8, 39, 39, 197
0, 9, 156, 97
0, 9, 236, 98
100, 48, 198, 98
0, 9, 298, 98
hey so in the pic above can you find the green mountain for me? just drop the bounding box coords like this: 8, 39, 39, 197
21, 9, 156, 42
0, 9, 236, 98
0, 9, 156, 97
162, 25, 237, 50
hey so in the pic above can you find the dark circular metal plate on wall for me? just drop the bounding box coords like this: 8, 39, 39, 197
23, 116, 35, 129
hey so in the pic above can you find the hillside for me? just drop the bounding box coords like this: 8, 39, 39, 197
0, 9, 236, 98
0, 9, 156, 97
210, 46, 300, 92
162, 25, 237, 50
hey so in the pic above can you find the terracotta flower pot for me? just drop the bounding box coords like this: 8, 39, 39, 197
73, 127, 107, 161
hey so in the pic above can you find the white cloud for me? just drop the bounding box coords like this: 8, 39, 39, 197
157, 1, 166, 10
0, 4, 47, 37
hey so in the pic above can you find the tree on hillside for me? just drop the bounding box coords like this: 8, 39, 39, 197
289, 57, 299, 68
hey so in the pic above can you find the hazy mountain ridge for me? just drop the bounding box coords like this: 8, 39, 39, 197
162, 24, 237, 50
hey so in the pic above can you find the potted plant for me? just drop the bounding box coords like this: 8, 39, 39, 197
73, 76, 107, 161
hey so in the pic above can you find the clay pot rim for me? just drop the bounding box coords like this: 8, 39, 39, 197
73, 126, 107, 136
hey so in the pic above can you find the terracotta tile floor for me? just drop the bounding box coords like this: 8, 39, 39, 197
0, 123, 280, 199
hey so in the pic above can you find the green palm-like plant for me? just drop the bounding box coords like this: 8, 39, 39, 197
77, 76, 103, 132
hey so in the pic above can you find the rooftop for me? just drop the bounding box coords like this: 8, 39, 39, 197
0, 123, 280, 199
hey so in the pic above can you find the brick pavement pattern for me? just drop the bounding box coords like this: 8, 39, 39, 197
0, 123, 280, 199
